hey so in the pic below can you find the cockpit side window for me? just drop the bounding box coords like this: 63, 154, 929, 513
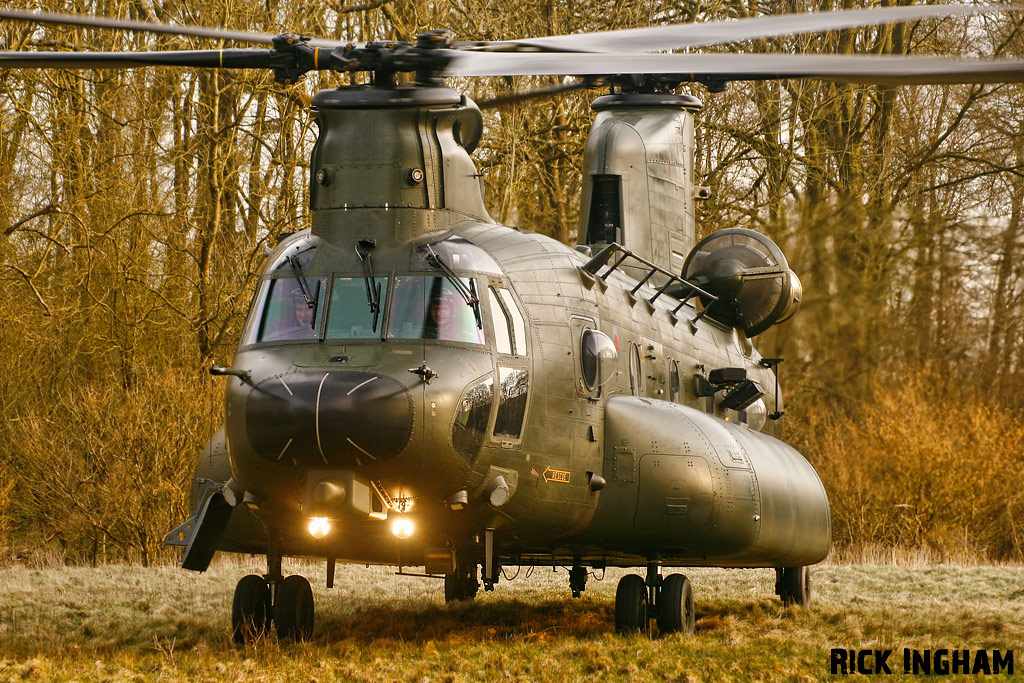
488, 288, 513, 355
246, 277, 325, 344
488, 286, 527, 356
388, 276, 485, 344
498, 288, 527, 355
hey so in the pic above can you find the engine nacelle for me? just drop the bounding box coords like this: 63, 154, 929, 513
683, 228, 802, 337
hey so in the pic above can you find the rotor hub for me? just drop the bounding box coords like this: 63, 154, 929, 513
591, 92, 702, 112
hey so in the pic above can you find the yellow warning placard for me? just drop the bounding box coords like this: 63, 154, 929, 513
542, 467, 570, 483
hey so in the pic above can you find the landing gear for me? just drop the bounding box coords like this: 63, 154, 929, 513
776, 566, 810, 606
231, 574, 270, 643
614, 574, 649, 634
275, 575, 315, 641
232, 536, 316, 643
444, 562, 479, 603
657, 573, 695, 635
569, 564, 588, 598
614, 559, 696, 635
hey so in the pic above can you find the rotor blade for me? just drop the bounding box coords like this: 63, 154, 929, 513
0, 49, 274, 70
443, 51, 1024, 85
499, 4, 1023, 53
0, 8, 342, 49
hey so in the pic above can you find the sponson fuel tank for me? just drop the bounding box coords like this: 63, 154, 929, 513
579, 396, 830, 567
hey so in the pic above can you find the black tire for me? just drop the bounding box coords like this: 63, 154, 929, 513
275, 575, 314, 641
780, 566, 810, 607
444, 564, 478, 603
231, 574, 270, 644
614, 574, 649, 634
657, 573, 695, 635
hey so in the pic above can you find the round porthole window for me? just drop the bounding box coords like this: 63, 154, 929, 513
581, 329, 618, 392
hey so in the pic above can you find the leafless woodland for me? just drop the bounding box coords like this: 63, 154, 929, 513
1, 0, 1023, 565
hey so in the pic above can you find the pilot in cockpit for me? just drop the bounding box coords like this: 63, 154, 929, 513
424, 289, 484, 344
270, 287, 315, 341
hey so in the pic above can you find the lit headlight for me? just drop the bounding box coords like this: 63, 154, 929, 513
308, 517, 331, 538
391, 518, 414, 539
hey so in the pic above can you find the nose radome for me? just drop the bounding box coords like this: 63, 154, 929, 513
246, 371, 414, 466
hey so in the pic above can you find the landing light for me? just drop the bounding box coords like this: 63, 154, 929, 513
391, 518, 414, 539
308, 517, 331, 538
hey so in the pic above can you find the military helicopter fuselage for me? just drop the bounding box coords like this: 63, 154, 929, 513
174, 83, 829, 605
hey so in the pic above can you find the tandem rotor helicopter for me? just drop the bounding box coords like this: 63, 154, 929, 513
3, 2, 1023, 642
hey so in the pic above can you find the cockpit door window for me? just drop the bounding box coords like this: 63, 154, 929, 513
493, 366, 529, 440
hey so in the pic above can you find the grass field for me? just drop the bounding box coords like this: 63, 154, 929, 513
0, 557, 1021, 681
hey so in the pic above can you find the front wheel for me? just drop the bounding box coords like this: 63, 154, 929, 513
275, 575, 314, 641
231, 574, 270, 644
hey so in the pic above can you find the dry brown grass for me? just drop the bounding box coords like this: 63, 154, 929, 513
1, 557, 1021, 681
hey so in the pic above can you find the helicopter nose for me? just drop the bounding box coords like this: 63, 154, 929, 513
245, 371, 414, 466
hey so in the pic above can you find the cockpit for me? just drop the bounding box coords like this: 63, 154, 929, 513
242, 235, 504, 348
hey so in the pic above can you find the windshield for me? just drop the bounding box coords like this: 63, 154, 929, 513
389, 276, 485, 344
411, 237, 502, 274
248, 277, 325, 343
267, 235, 317, 273
326, 277, 388, 339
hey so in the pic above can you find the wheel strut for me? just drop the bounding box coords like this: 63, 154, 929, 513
645, 556, 663, 611
569, 564, 588, 598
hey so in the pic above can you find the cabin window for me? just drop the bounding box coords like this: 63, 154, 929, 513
494, 366, 529, 439
248, 276, 325, 343
388, 276, 485, 344
325, 276, 389, 339
453, 374, 494, 462
629, 343, 643, 397
580, 329, 618, 393
669, 360, 680, 402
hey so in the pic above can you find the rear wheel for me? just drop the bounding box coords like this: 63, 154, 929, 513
275, 575, 314, 641
231, 574, 270, 644
657, 573, 694, 635
444, 563, 479, 603
614, 574, 649, 634
780, 566, 810, 607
